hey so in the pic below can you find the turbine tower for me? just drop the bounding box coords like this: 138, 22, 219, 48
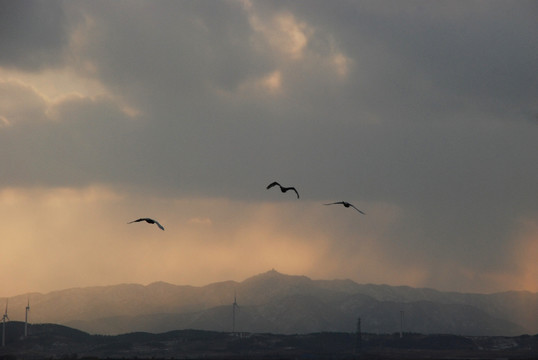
2, 300, 8, 347
232, 291, 239, 334
25, 298, 30, 337
400, 310, 404, 338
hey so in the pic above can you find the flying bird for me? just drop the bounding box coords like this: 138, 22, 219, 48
266, 181, 300, 199
128, 218, 165, 230
324, 201, 365, 214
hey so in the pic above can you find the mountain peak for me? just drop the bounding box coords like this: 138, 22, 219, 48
259, 268, 285, 278
243, 269, 310, 283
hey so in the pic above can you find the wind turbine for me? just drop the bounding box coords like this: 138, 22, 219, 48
25, 298, 30, 337
2, 300, 8, 347
232, 292, 239, 334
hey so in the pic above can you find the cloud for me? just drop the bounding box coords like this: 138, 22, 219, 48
0, 1, 537, 295
0, 78, 143, 188
247, 9, 311, 61
0, 1, 70, 70
0, 79, 48, 126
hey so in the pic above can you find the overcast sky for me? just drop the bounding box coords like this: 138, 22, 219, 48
1, 0, 537, 297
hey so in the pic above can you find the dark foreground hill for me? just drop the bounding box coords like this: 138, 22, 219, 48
1, 321, 538, 360
6, 270, 538, 335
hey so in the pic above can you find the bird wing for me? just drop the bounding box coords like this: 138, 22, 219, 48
323, 201, 343, 206
127, 218, 143, 224
349, 204, 366, 214
154, 220, 165, 231
291, 187, 300, 199
266, 181, 280, 189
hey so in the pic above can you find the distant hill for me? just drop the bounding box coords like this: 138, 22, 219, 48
2, 321, 538, 360
5, 270, 538, 335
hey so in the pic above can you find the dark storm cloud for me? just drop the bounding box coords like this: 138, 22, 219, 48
0, 0, 70, 70
270, 1, 538, 122
3, 1, 536, 200
71, 1, 274, 109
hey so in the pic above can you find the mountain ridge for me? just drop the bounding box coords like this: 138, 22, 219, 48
5, 270, 538, 336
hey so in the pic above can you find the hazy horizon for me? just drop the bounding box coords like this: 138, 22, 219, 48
3, 268, 537, 300
1, 1, 537, 297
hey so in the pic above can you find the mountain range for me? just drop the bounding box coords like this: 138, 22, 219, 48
5, 270, 538, 336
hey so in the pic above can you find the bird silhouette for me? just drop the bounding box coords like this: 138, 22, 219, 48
324, 201, 365, 214
266, 181, 300, 199
128, 218, 165, 230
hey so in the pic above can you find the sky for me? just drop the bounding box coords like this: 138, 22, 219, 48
0, 0, 537, 297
